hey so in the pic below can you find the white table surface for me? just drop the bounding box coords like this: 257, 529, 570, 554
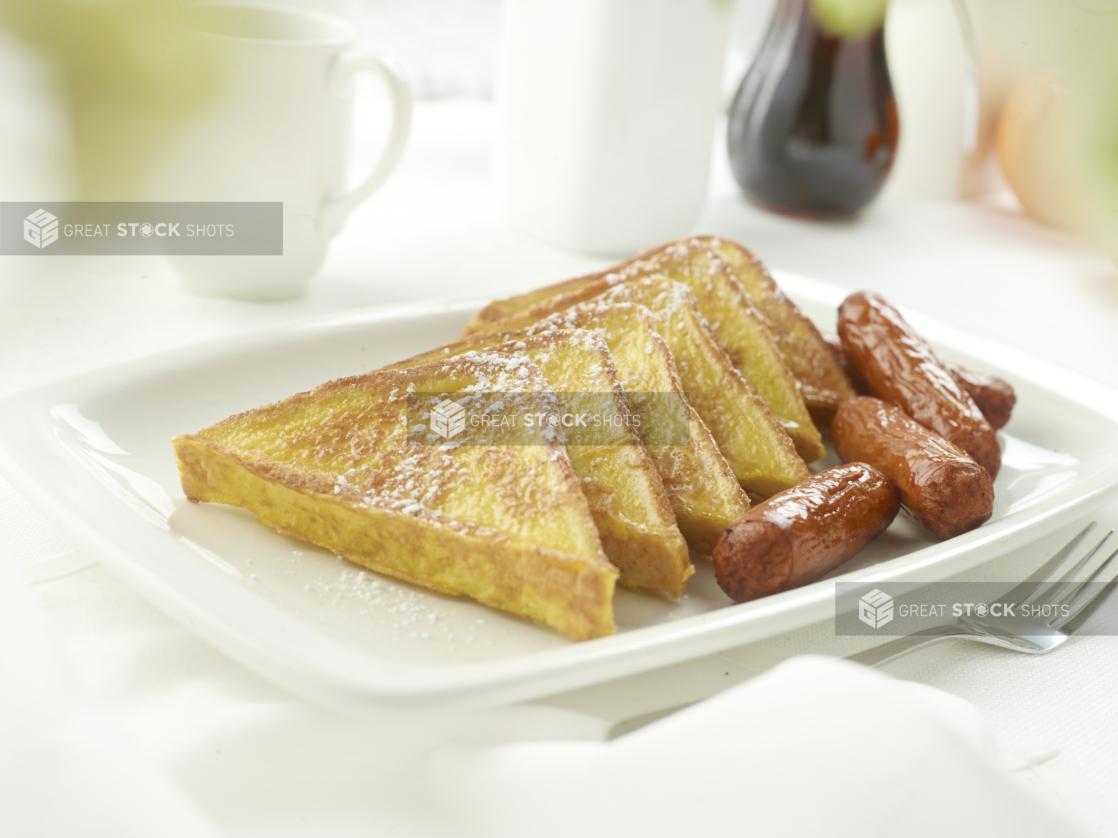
3, 98, 1118, 836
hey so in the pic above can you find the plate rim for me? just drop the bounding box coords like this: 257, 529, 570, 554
3, 276, 1118, 713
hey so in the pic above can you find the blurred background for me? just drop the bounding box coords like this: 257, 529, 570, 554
1, 0, 1116, 261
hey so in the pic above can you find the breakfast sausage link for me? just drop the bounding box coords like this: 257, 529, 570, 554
940, 360, 1016, 431
832, 396, 994, 539
713, 463, 900, 603
822, 330, 1016, 431
838, 292, 1001, 478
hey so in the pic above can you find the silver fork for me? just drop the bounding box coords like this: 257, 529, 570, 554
848, 522, 1118, 667
608, 523, 1118, 739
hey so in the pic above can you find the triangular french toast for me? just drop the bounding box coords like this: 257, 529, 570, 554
465, 239, 826, 463
532, 279, 810, 498
527, 304, 751, 553
385, 329, 694, 597
695, 236, 855, 426
172, 353, 618, 640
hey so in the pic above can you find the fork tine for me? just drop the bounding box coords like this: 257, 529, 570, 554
1000, 522, 1097, 608
1024, 526, 1108, 607
1056, 547, 1118, 634
1045, 532, 1115, 611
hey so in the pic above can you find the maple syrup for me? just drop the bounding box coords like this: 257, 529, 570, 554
727, 0, 898, 217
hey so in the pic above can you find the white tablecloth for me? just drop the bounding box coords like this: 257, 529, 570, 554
3, 98, 1118, 837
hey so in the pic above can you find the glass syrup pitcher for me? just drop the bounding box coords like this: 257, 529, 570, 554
727, 0, 899, 217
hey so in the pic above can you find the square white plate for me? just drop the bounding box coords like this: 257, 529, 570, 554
3, 272, 1118, 713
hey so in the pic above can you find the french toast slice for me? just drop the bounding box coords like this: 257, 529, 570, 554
529, 304, 751, 553
466, 239, 826, 463
537, 279, 810, 498
385, 329, 694, 597
172, 354, 618, 640
695, 236, 855, 426
466, 274, 604, 331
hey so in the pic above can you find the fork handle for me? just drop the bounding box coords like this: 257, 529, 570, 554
846, 624, 972, 667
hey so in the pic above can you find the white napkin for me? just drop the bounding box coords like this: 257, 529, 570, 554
0, 530, 225, 838
429, 655, 1099, 838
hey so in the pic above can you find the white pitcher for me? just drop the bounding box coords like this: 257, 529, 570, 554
495, 0, 731, 255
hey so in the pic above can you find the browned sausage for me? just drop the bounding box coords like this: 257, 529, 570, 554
822, 329, 1016, 431
838, 292, 1001, 478
941, 361, 1016, 431
832, 396, 994, 539
713, 463, 900, 603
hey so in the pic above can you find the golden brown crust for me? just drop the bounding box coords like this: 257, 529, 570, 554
385, 327, 694, 597
838, 292, 1001, 479
694, 236, 857, 426
527, 303, 751, 553
535, 278, 810, 496
174, 435, 617, 640
712, 463, 900, 603
831, 397, 994, 539
173, 354, 619, 640
470, 280, 812, 496
464, 275, 600, 333
466, 238, 826, 464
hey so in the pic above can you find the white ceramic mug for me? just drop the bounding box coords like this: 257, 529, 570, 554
155, 4, 411, 300
495, 0, 730, 256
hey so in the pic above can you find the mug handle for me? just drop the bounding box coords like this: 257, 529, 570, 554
321, 51, 412, 237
